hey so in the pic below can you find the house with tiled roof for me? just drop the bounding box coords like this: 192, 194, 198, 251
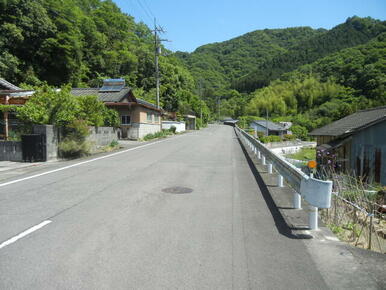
0, 79, 35, 140
71, 79, 162, 140
250, 120, 291, 136
310, 106, 386, 184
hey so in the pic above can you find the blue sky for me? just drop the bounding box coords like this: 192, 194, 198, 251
115, 0, 386, 52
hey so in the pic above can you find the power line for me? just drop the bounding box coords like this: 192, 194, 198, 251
142, 0, 155, 19
135, 0, 153, 23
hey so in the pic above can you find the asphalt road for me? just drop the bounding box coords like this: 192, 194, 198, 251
0, 125, 365, 289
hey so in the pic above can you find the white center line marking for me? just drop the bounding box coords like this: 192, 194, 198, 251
0, 138, 171, 188
0, 220, 52, 250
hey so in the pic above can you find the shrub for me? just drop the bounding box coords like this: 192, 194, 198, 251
17, 85, 120, 127
256, 131, 264, 138
143, 129, 176, 141
59, 120, 91, 158
283, 134, 296, 141
245, 128, 255, 135
58, 139, 91, 158
260, 135, 282, 143
169, 126, 177, 134
291, 125, 308, 140
110, 140, 119, 147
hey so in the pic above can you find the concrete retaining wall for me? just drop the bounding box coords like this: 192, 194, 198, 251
0, 125, 117, 162
0, 141, 22, 161
128, 123, 161, 140
162, 121, 185, 133
87, 127, 118, 151
33, 125, 58, 161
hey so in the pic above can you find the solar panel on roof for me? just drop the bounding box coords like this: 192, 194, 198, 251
99, 79, 125, 92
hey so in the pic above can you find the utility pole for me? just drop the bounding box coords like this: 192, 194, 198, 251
266, 108, 269, 136
217, 97, 221, 121
199, 80, 203, 122
153, 18, 169, 109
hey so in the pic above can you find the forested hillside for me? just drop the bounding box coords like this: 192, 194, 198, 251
175, 27, 324, 89
173, 16, 385, 138
221, 31, 386, 136
1, 1, 384, 135
176, 16, 385, 94
233, 17, 386, 93
0, 0, 209, 118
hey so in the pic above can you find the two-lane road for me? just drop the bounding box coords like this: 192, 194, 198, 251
1, 125, 329, 289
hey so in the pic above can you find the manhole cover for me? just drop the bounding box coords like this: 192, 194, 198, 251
162, 186, 193, 194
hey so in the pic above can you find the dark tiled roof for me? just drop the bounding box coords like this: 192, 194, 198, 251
310, 106, 386, 136
0, 79, 21, 90
137, 98, 158, 110
71, 87, 161, 111
252, 120, 285, 131
71, 87, 132, 102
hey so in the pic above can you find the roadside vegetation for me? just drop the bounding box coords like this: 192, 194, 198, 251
142, 127, 178, 141
15, 86, 120, 158
320, 169, 386, 253
285, 147, 316, 161
0, 0, 210, 125
100, 140, 121, 153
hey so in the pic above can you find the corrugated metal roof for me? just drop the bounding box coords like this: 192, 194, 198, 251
0, 79, 21, 90
310, 106, 386, 136
252, 120, 285, 131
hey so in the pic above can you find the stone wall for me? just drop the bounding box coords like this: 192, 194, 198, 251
0, 141, 22, 161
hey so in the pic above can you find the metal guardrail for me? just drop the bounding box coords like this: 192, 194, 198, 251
235, 126, 333, 230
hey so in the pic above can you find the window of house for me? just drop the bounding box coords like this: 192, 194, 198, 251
154, 114, 159, 122
147, 112, 152, 122
121, 115, 131, 125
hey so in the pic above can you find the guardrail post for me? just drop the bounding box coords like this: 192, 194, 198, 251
262, 155, 266, 165
257, 150, 261, 159
267, 163, 272, 174
308, 206, 318, 230
293, 192, 301, 209
277, 175, 284, 187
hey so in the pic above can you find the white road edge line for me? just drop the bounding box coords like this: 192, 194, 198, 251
0, 220, 52, 250
0, 138, 170, 188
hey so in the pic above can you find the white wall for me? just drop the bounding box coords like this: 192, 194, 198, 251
162, 121, 186, 133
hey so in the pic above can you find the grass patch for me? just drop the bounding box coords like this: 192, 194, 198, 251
285, 147, 316, 161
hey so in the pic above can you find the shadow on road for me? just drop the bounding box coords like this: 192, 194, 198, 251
236, 136, 313, 240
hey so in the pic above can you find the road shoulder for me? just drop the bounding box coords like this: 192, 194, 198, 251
236, 131, 385, 289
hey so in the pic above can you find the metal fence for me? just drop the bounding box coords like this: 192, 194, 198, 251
235, 126, 333, 229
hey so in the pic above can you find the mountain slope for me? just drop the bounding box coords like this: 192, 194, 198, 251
283, 32, 386, 105
233, 16, 386, 92
175, 26, 325, 88
239, 32, 386, 133
0, 0, 211, 117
